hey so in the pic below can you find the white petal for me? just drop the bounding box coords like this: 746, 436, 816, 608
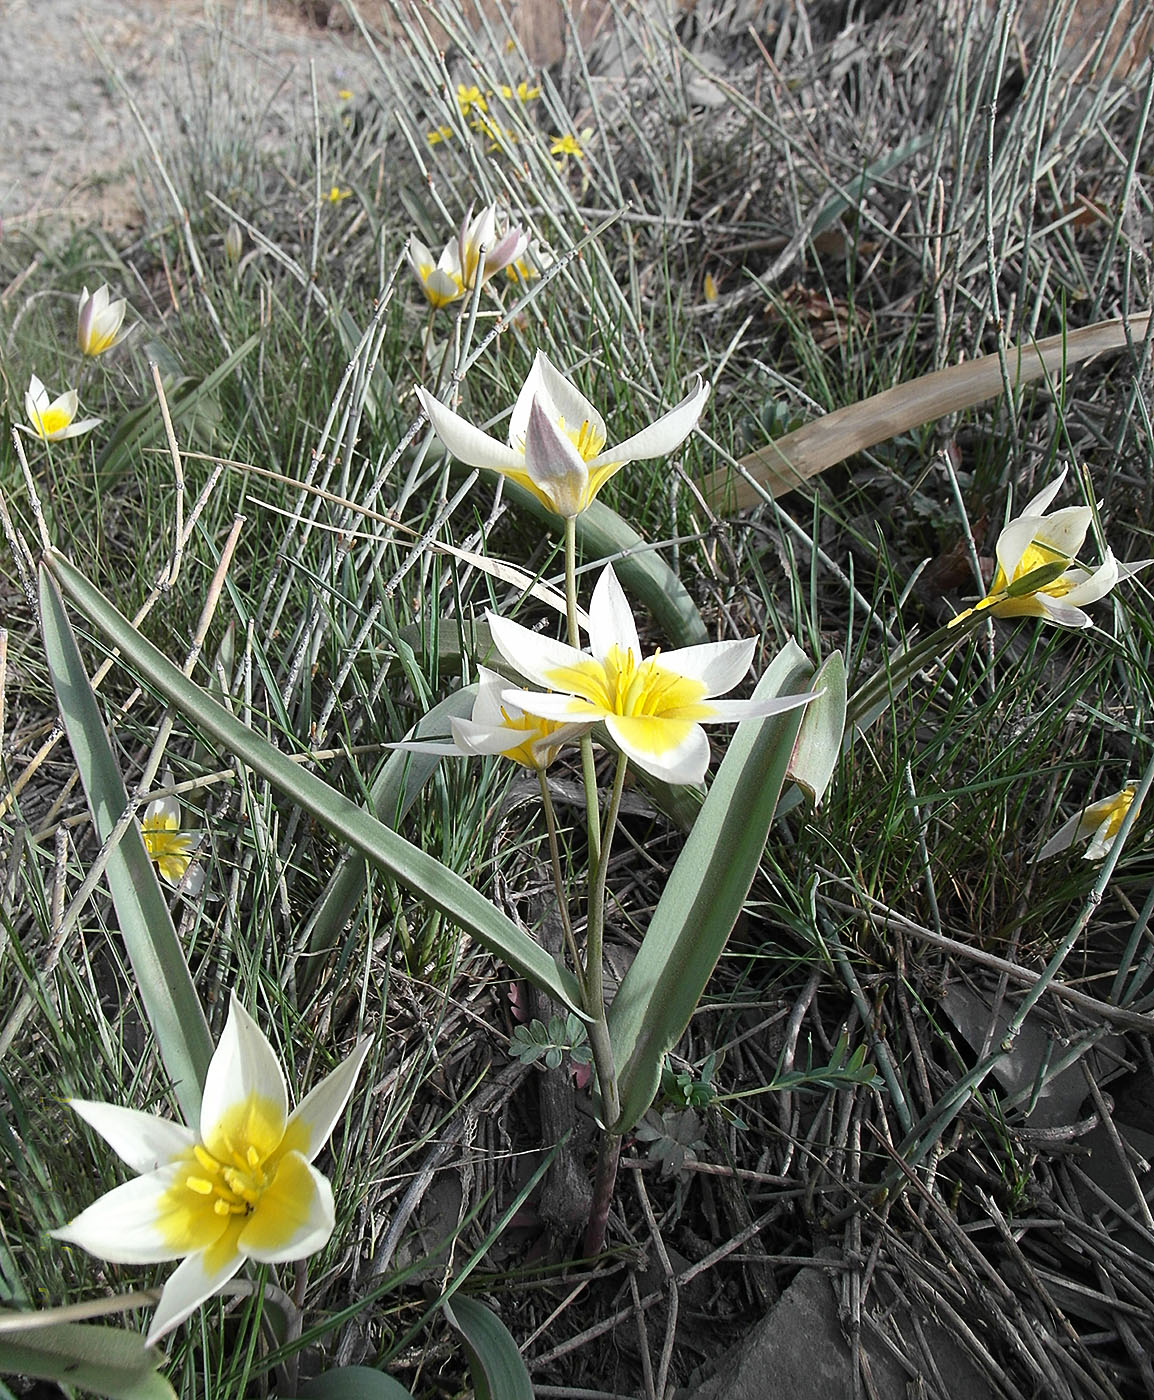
502, 688, 604, 721
145, 1245, 245, 1346
143, 794, 181, 827
588, 565, 639, 662
470, 666, 512, 725
1061, 552, 1118, 607
994, 516, 1046, 579
1020, 468, 1068, 517
605, 714, 710, 784
283, 1037, 371, 1164
238, 1152, 335, 1262
52, 416, 103, 441
1034, 596, 1093, 628
200, 993, 287, 1151
450, 715, 527, 756
509, 350, 604, 454
522, 398, 589, 516
658, 637, 755, 697
26, 375, 48, 413
590, 376, 709, 468
67, 1099, 194, 1174
51, 1165, 196, 1264
417, 386, 523, 472
697, 690, 820, 721
486, 611, 589, 689
1032, 505, 1093, 560
1035, 810, 1086, 860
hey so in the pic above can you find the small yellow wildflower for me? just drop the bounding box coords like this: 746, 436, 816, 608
326, 185, 352, 204
550, 131, 587, 161
140, 794, 204, 894
500, 80, 540, 102
427, 125, 454, 145
1037, 781, 1141, 862
456, 84, 487, 117
703, 272, 719, 302
337, 88, 354, 101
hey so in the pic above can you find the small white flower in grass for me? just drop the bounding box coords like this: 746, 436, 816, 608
416, 349, 710, 519
450, 666, 590, 770
408, 234, 467, 308
19, 375, 102, 442
140, 794, 204, 895
51, 993, 371, 1347
1036, 781, 1140, 862
487, 564, 819, 785
77, 284, 130, 356
950, 468, 1151, 630
457, 202, 526, 286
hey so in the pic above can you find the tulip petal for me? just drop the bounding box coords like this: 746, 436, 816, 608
200, 994, 287, 1163
590, 376, 709, 468
1020, 468, 1068, 517
145, 1242, 246, 1346
1061, 553, 1119, 607
67, 1099, 194, 1174
522, 398, 590, 516
51, 1164, 212, 1264
281, 1036, 371, 1164
696, 690, 820, 721
510, 351, 605, 457
1030, 505, 1094, 559
238, 1151, 335, 1262
659, 638, 756, 696
417, 387, 523, 473
486, 611, 591, 689
588, 565, 640, 662
606, 714, 711, 784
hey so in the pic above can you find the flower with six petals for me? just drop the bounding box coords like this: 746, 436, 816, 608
417, 349, 709, 519
950, 468, 1150, 629
140, 794, 204, 895
77, 284, 130, 357
51, 993, 371, 1346
1036, 781, 1140, 862
18, 375, 102, 442
487, 564, 818, 784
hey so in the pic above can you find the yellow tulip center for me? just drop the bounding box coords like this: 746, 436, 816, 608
1097, 786, 1136, 841
555, 646, 707, 718
497, 705, 564, 769
32, 406, 71, 439
557, 415, 605, 462
185, 1140, 270, 1219
990, 539, 1075, 600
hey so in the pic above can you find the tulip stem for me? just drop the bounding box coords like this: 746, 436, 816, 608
565, 514, 603, 869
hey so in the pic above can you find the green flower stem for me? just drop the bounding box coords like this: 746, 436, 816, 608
537, 767, 587, 1002
582, 752, 628, 1137
565, 514, 603, 869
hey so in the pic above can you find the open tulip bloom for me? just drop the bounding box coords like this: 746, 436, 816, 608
408, 202, 526, 308
487, 564, 819, 785
19, 375, 102, 442
417, 349, 710, 519
52, 993, 371, 1346
952, 469, 1150, 629
77, 284, 130, 356
1036, 781, 1140, 862
140, 793, 204, 895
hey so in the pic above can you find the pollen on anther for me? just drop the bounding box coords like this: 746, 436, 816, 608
186, 1176, 214, 1195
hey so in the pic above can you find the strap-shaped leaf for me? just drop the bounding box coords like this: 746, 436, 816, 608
42, 553, 582, 1015
39, 568, 213, 1123
0, 1316, 174, 1400
786, 651, 847, 807
442, 1296, 532, 1400
295, 1366, 415, 1400
608, 641, 815, 1133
